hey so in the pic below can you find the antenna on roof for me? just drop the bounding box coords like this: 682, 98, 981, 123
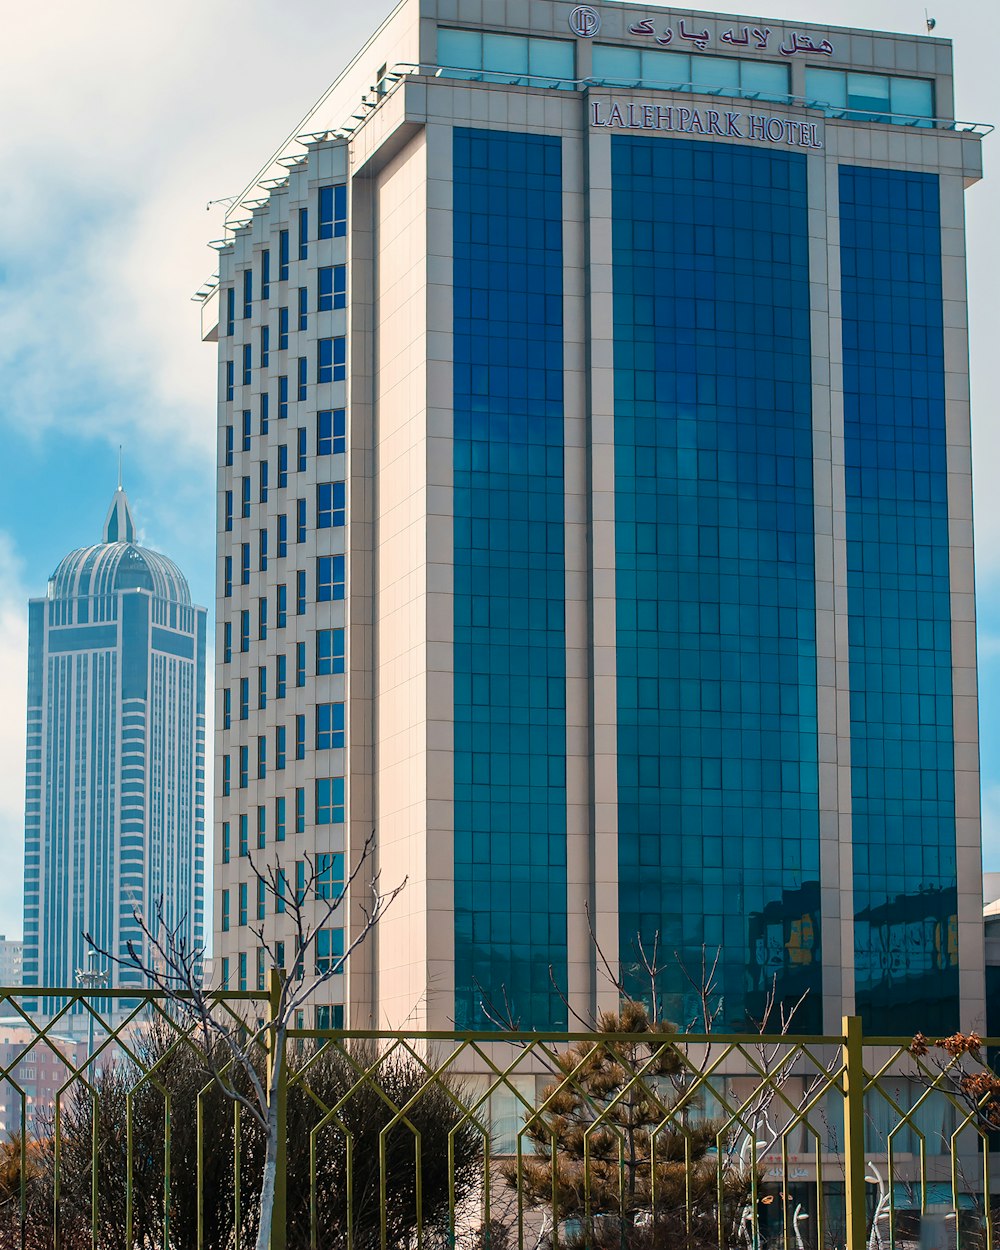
925, 9, 937, 31
118, 445, 123, 491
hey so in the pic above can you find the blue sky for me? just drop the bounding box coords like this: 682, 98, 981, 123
0, 0, 997, 939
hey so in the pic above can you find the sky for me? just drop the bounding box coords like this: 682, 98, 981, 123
0, 0, 996, 940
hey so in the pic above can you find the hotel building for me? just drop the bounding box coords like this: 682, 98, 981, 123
22, 486, 207, 1010
203, 0, 988, 1035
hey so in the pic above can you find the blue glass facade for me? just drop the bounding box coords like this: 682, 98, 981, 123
840, 166, 958, 1033
611, 137, 822, 1031
452, 127, 568, 1029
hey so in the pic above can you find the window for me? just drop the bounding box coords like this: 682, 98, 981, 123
239, 883, 248, 926
295, 787, 306, 834
261, 248, 271, 300
257, 805, 266, 851
222, 889, 230, 932
297, 427, 307, 472
279, 229, 289, 280
257, 877, 266, 920
317, 556, 345, 601
259, 528, 268, 571
296, 570, 307, 615
259, 460, 269, 503
278, 445, 289, 488
295, 860, 307, 904
278, 307, 289, 350
223, 621, 232, 662
591, 45, 790, 102
260, 325, 270, 368
316, 1004, 344, 1029
242, 343, 252, 386
239, 677, 249, 721
318, 337, 346, 383
277, 514, 288, 557
316, 776, 345, 824
276, 796, 286, 841
225, 424, 234, 466
258, 596, 267, 640
240, 610, 250, 653
224, 553, 232, 597
295, 714, 306, 760
276, 652, 287, 699
241, 476, 251, 518
276, 871, 287, 915
225, 360, 234, 401
317, 628, 345, 675
296, 641, 306, 688
239, 746, 249, 789
239, 952, 247, 991
317, 482, 346, 529
298, 286, 308, 331
297, 356, 307, 401
317, 409, 346, 456
243, 269, 253, 318
278, 375, 288, 419
224, 491, 233, 532
222, 821, 231, 864
318, 265, 346, 311
226, 287, 235, 336
315, 927, 344, 974
257, 734, 266, 779
257, 947, 266, 991
240, 814, 249, 857
316, 702, 345, 750
298, 207, 308, 259
316, 852, 344, 899
240, 543, 250, 586
804, 67, 935, 123
242, 409, 252, 452
223, 686, 231, 729
222, 754, 231, 796
276, 723, 286, 770
277, 583, 287, 628
258, 664, 267, 709
318, 184, 347, 238
438, 28, 575, 86
260, 392, 270, 435
297, 497, 307, 543
275, 941, 285, 970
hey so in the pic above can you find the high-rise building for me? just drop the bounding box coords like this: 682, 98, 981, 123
22, 485, 207, 1006
203, 0, 987, 1035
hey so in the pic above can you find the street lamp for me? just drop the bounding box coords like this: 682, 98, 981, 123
75, 950, 109, 1071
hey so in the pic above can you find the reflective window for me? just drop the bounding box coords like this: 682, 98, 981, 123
438, 28, 575, 87
806, 67, 934, 123
592, 46, 790, 100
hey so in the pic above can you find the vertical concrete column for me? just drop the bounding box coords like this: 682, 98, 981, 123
586, 125, 621, 1015
813, 132, 854, 1030
940, 170, 986, 1028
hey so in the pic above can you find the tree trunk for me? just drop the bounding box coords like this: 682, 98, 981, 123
255, 1105, 280, 1250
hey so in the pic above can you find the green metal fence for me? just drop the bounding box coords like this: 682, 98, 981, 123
0, 987, 997, 1249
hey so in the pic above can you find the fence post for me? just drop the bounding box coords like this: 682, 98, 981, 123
269, 969, 288, 1250
842, 1014, 867, 1250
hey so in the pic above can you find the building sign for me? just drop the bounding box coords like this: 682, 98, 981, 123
591, 100, 824, 149
569, 5, 602, 38
568, 9, 836, 58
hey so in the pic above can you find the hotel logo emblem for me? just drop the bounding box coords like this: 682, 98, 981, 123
569, 5, 602, 37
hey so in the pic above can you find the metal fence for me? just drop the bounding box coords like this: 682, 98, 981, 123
0, 987, 997, 1250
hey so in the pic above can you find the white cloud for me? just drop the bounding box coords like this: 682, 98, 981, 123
0, 535, 29, 938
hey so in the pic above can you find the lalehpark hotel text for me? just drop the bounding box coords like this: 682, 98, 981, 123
201, 0, 986, 1036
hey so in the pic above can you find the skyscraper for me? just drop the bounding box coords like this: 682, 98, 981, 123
203, 0, 987, 1036
22, 484, 207, 1005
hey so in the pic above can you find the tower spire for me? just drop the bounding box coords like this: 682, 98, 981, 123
103, 457, 136, 545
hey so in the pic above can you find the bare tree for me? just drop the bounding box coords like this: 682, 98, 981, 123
84, 830, 405, 1250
